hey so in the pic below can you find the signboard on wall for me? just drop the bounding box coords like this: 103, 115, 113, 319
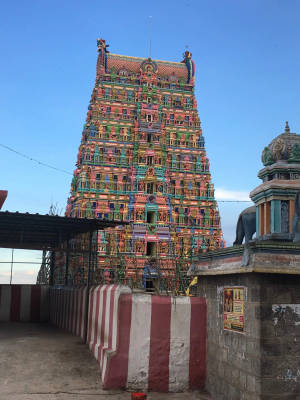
223, 287, 245, 333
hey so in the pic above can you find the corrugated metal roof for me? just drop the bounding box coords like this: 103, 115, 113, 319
0, 211, 127, 251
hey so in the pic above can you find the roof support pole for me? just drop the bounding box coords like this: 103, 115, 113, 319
64, 237, 70, 286
84, 230, 93, 343
50, 251, 55, 286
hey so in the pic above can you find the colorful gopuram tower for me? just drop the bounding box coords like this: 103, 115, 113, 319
66, 39, 224, 278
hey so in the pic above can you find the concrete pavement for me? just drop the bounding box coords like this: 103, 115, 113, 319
0, 323, 211, 400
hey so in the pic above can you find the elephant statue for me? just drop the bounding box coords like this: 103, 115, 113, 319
292, 192, 300, 242
233, 205, 256, 245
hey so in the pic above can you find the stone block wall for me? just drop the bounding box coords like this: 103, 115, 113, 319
195, 273, 300, 400
259, 274, 300, 399
196, 274, 261, 400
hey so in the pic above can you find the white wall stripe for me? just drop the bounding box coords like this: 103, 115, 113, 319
111, 285, 124, 350
169, 297, 191, 392
89, 287, 97, 351
93, 286, 105, 360
101, 285, 125, 382
127, 294, 152, 390
100, 285, 113, 379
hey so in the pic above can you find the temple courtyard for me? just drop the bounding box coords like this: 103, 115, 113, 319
0, 323, 211, 400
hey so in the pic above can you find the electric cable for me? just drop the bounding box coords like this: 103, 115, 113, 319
0, 143, 72, 175
0, 143, 252, 202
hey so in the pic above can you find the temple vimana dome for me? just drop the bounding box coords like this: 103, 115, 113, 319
251, 122, 300, 241
65, 38, 224, 280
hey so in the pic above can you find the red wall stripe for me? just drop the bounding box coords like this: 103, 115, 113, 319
10, 285, 21, 321
104, 293, 132, 389
61, 290, 65, 328
78, 288, 83, 337
72, 289, 78, 334
77, 288, 82, 336
87, 287, 96, 345
64, 290, 69, 330
30, 285, 41, 322
189, 297, 206, 389
69, 290, 73, 332
148, 296, 171, 392
66, 290, 71, 330
58, 290, 62, 327
91, 287, 101, 354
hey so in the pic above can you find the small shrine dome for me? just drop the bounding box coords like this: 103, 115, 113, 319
259, 122, 300, 182
250, 122, 300, 241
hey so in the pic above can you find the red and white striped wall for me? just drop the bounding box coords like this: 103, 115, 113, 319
0, 284, 49, 322
49, 287, 87, 340
49, 285, 206, 392
87, 285, 132, 388
86, 286, 206, 392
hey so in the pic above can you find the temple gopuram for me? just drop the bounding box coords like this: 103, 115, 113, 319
66, 39, 224, 280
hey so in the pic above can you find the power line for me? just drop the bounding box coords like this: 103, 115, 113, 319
0, 143, 252, 203
0, 261, 42, 264
0, 143, 72, 176
217, 200, 251, 203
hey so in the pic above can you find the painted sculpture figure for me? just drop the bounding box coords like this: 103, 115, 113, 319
233, 205, 256, 245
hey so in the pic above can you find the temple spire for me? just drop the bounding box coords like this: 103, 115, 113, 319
148, 16, 152, 59
285, 121, 290, 133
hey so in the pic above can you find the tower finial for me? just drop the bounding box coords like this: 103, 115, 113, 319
148, 16, 152, 59
285, 121, 290, 133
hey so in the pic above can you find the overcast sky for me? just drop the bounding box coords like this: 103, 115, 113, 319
0, 0, 299, 283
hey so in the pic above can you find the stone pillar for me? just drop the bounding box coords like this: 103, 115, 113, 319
259, 204, 264, 237
256, 205, 260, 239
289, 199, 295, 232
265, 201, 271, 234
270, 199, 281, 233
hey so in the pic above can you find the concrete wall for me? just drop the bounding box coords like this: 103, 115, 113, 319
260, 274, 300, 399
195, 273, 300, 400
50, 285, 206, 392
0, 284, 49, 322
49, 286, 87, 340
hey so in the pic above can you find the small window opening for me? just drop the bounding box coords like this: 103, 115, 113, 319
147, 211, 155, 223
147, 156, 153, 165
146, 242, 156, 256
147, 183, 154, 194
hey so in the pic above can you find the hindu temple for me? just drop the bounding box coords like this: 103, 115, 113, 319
66, 39, 224, 278
251, 121, 300, 240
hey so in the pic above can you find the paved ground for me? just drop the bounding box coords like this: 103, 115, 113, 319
0, 323, 211, 400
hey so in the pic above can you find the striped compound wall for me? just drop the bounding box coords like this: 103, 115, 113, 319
49, 286, 87, 341
50, 285, 206, 392
0, 284, 49, 322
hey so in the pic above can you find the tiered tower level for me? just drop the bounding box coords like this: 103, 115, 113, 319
66, 39, 224, 276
